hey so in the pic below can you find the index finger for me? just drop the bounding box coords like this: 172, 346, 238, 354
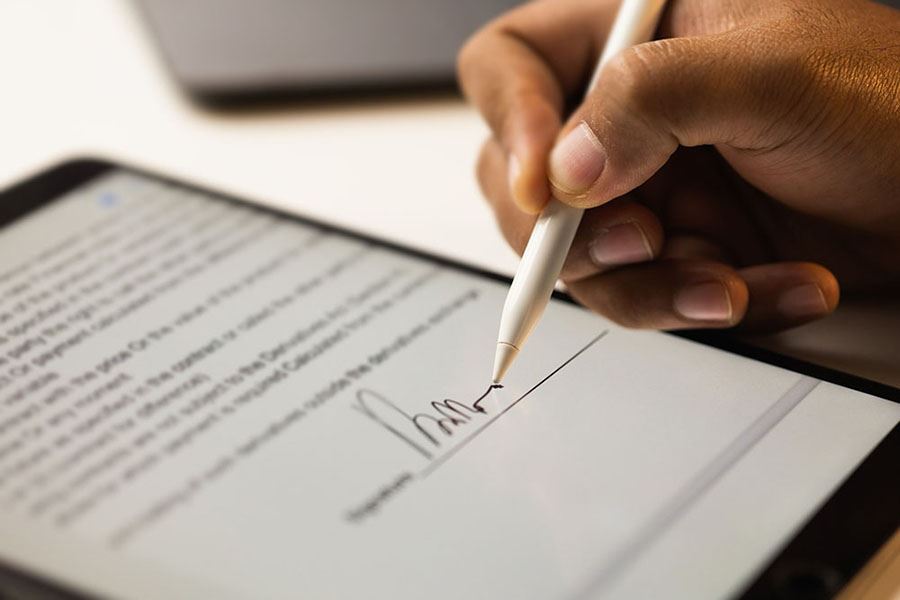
457, 0, 617, 212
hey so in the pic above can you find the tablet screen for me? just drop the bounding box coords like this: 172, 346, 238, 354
0, 169, 897, 599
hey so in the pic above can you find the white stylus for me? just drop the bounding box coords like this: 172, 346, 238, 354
492, 0, 669, 384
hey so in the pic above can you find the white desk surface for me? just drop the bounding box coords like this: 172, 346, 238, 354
0, 0, 897, 388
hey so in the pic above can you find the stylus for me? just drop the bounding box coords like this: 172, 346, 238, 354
492, 0, 669, 384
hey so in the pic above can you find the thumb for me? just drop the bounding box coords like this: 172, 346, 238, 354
547, 33, 771, 207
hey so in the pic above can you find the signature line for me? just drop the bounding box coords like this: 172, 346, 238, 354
419, 330, 609, 478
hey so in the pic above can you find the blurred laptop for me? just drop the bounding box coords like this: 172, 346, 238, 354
136, 0, 522, 104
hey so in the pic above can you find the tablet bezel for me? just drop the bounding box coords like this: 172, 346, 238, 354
0, 158, 897, 600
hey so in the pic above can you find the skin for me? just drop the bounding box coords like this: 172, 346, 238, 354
457, 0, 900, 332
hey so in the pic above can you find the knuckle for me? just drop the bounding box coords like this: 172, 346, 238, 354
456, 11, 513, 96
588, 43, 678, 141
592, 38, 723, 147
728, 14, 889, 150
601, 297, 646, 329
456, 35, 483, 94
600, 43, 673, 112
573, 284, 647, 329
600, 49, 649, 110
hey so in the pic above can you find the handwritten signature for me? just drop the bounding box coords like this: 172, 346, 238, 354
351, 385, 502, 460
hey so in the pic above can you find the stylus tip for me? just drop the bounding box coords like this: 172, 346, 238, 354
492, 342, 519, 384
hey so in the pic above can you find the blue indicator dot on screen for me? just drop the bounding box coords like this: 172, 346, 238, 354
99, 193, 119, 208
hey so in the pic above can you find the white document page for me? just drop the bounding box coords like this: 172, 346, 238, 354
0, 171, 897, 599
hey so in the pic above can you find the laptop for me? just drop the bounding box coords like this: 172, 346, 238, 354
136, 0, 522, 104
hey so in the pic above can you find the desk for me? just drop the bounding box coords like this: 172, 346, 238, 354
0, 0, 897, 391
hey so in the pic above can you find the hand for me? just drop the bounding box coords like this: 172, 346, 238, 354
458, 0, 900, 331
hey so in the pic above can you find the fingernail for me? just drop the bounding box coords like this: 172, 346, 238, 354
674, 282, 733, 322
777, 283, 828, 317
549, 122, 606, 195
588, 222, 653, 267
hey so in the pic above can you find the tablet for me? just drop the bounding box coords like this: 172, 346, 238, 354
0, 159, 896, 600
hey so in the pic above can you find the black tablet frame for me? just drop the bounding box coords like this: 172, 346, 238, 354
0, 158, 897, 600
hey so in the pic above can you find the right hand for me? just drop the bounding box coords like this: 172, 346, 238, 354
458, 0, 900, 332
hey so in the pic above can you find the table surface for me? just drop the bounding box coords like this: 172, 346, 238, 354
0, 0, 897, 388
